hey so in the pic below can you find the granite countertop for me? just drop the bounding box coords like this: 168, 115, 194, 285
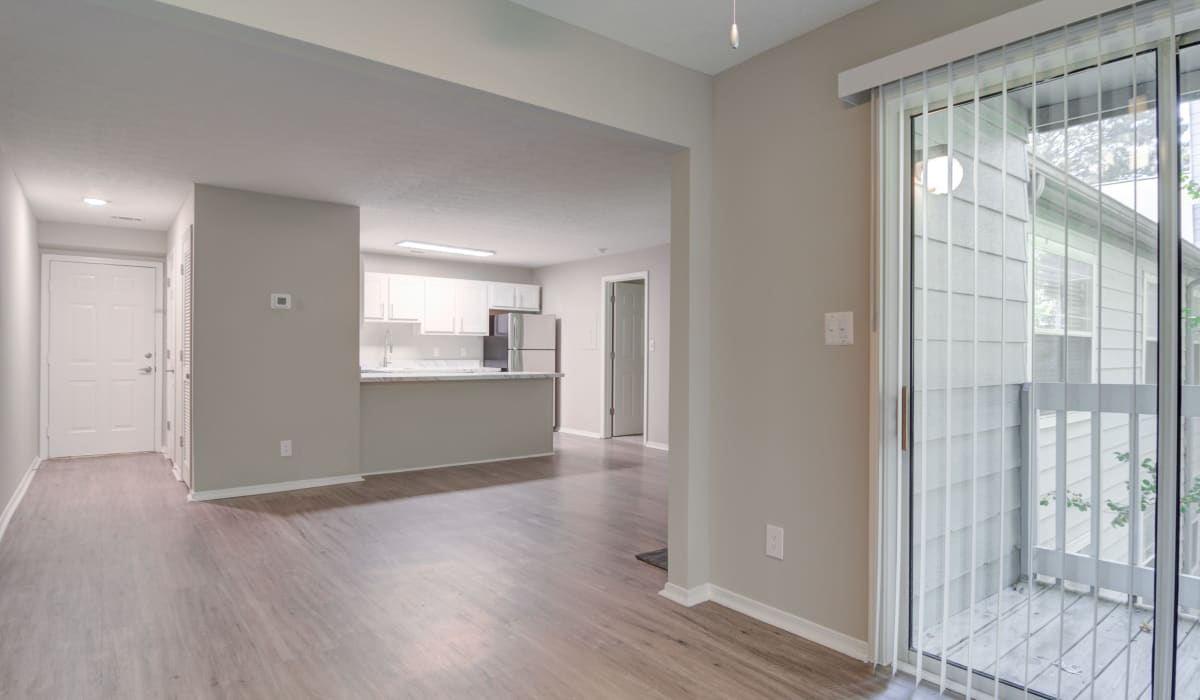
361, 371, 562, 383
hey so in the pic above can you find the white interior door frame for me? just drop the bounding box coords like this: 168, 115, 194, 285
601, 271, 649, 440
39, 253, 165, 459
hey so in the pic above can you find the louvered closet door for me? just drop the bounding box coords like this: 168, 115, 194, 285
180, 225, 193, 487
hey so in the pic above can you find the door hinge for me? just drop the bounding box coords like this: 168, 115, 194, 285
900, 386, 908, 452
166, 276, 171, 288
179, 436, 184, 448
167, 420, 172, 432
609, 407, 615, 416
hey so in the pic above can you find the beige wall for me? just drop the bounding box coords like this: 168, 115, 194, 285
154, 0, 713, 591
709, 0, 1038, 641
39, 221, 167, 257
192, 185, 360, 492
361, 378, 554, 474
535, 244, 669, 446
0, 148, 40, 515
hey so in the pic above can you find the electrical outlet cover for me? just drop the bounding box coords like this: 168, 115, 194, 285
766, 524, 784, 560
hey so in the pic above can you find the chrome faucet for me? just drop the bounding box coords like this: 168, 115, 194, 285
382, 329, 393, 368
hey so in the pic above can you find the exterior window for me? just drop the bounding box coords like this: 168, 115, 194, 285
1033, 246, 1095, 384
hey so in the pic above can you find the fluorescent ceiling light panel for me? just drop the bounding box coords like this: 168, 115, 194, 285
395, 241, 494, 257
82, 197, 108, 206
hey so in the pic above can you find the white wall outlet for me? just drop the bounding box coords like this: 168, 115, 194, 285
280, 439, 293, 457
433, 347, 441, 358
824, 311, 854, 346
649, 338, 656, 352
766, 524, 784, 560
270, 292, 292, 310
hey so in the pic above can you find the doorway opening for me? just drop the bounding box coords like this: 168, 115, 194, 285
602, 272, 648, 440
40, 254, 164, 459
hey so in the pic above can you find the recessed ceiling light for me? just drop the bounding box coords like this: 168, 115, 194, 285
82, 197, 108, 206
111, 215, 143, 222
395, 241, 494, 257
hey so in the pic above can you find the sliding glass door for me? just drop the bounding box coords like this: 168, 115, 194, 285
884, 7, 1198, 697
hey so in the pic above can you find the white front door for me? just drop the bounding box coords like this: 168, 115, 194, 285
611, 280, 644, 437
47, 260, 158, 458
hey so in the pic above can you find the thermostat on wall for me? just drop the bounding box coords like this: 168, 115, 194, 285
270, 293, 292, 310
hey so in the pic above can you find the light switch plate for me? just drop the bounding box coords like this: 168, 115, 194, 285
824, 311, 854, 346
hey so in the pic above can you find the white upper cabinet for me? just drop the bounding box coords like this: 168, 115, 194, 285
489, 282, 517, 310
422, 278, 458, 333
515, 284, 540, 312
489, 282, 540, 312
363, 272, 388, 321
367, 271, 541, 331
387, 275, 424, 322
456, 280, 490, 335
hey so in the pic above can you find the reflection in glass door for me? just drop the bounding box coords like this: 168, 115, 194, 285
906, 39, 1184, 698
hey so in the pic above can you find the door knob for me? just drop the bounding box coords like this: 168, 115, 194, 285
139, 366, 154, 374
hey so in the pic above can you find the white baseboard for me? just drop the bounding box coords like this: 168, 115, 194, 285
659, 582, 712, 607
362, 452, 555, 477
555, 427, 605, 439
658, 582, 868, 662
0, 456, 40, 544
188, 473, 363, 502
644, 441, 669, 451
708, 585, 869, 662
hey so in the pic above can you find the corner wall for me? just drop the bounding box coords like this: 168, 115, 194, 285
708, 0, 1037, 643
535, 244, 670, 446
192, 185, 360, 492
0, 148, 40, 517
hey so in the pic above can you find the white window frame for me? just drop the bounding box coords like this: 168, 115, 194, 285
1030, 239, 1101, 385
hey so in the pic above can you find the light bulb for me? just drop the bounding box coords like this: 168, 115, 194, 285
730, 0, 739, 49
915, 155, 964, 195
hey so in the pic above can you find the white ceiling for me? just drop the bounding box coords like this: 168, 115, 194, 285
508, 0, 880, 75
0, 0, 677, 268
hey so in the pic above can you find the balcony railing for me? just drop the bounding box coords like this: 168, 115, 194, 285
1020, 382, 1200, 608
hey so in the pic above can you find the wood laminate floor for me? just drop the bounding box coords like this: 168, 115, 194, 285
0, 434, 937, 699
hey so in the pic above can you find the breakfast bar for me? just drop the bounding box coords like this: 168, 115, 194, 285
359, 371, 560, 475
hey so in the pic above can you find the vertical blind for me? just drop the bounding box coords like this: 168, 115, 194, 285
871, 2, 1200, 698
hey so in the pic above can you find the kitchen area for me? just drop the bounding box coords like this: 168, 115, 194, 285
359, 257, 562, 475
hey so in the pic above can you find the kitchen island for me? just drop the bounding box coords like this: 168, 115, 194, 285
360, 371, 561, 475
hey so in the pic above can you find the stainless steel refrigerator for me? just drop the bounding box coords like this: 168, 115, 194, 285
484, 313, 557, 373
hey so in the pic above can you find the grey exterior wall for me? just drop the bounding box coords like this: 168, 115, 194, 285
911, 97, 1031, 622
